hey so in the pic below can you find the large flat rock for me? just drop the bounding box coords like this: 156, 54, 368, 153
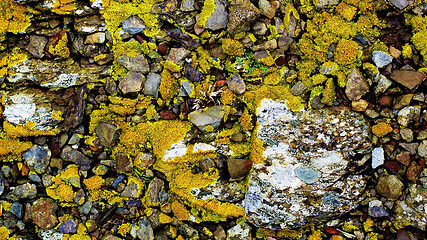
244, 99, 372, 229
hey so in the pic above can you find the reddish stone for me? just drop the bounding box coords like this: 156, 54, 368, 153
390, 70, 426, 90
385, 160, 401, 172
157, 43, 168, 55
418, 158, 426, 168
275, 56, 286, 66
21, 164, 30, 176
396, 151, 411, 166
115, 153, 133, 173
160, 110, 177, 120
32, 198, 58, 230
406, 161, 422, 182
324, 226, 339, 234
215, 80, 227, 87
378, 95, 393, 107
135, 34, 145, 44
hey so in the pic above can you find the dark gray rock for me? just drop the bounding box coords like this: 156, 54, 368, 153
23, 145, 51, 174
144, 73, 162, 98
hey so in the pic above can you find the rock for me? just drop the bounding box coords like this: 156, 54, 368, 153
378, 96, 392, 107
376, 175, 404, 200
0, 173, 4, 196
396, 230, 411, 240
167, 28, 201, 50
316, 0, 339, 7
258, 0, 279, 19
23, 145, 51, 174
394, 182, 427, 231
390, 70, 425, 90
57, 219, 77, 234
407, 161, 422, 182
351, 99, 369, 112
102, 234, 123, 240
389, 46, 402, 58
168, 47, 191, 65
205, 0, 228, 30
400, 128, 413, 142
152, 0, 177, 14
345, 68, 369, 101
136, 217, 154, 240
159, 110, 177, 120
181, 0, 195, 11
418, 140, 427, 158
185, 63, 204, 82
96, 123, 119, 147
199, 157, 216, 172
64, 87, 85, 130
389, 0, 411, 10
144, 73, 162, 98
227, 222, 251, 240
252, 22, 268, 35
80, 199, 92, 215
244, 99, 371, 229
189, 105, 227, 132
119, 71, 145, 94
278, 35, 293, 51
227, 0, 260, 36
32, 198, 58, 230
7, 183, 37, 201
375, 75, 393, 95
290, 81, 307, 96
74, 15, 107, 34
135, 153, 156, 169
393, 94, 413, 110
228, 159, 252, 180
121, 177, 144, 198
397, 106, 421, 127
372, 147, 384, 169
121, 16, 145, 34
226, 73, 246, 94
10, 202, 23, 218
116, 154, 133, 173
117, 55, 150, 74
145, 178, 163, 206
399, 142, 419, 155
396, 151, 411, 166
214, 226, 226, 240
61, 146, 91, 170
26, 35, 47, 58
368, 200, 388, 217
93, 164, 108, 175
251, 39, 277, 51
418, 129, 427, 140
372, 51, 393, 68
85, 32, 106, 44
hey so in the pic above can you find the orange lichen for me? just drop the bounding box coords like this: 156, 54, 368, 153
334, 39, 360, 69
0, 137, 32, 159
372, 122, 393, 137
171, 200, 190, 221
47, 31, 70, 58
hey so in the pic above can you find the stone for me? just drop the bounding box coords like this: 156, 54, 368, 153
189, 105, 227, 132
10, 202, 23, 218
258, 0, 279, 19
180, 0, 195, 11
121, 177, 143, 198
117, 55, 150, 74
136, 217, 154, 240
57, 219, 77, 234
418, 129, 427, 140
39, 230, 63, 240
389, 46, 402, 58
376, 175, 404, 200
244, 99, 371, 229
145, 178, 163, 206
316, 0, 339, 7
205, 0, 228, 30
61, 146, 91, 170
227, 222, 251, 240
64, 87, 86, 130
168, 48, 191, 65
407, 161, 422, 182
226, 73, 246, 94
85, 32, 106, 44
26, 35, 47, 58
152, 0, 177, 14
227, 159, 252, 180
119, 71, 145, 94
135, 153, 156, 169
397, 106, 421, 127
351, 99, 369, 112
185, 63, 204, 82
393, 94, 413, 110
23, 145, 51, 174
399, 143, 419, 155
144, 73, 162, 98
227, 0, 260, 36
167, 28, 201, 50
122, 16, 145, 34
102, 234, 123, 240
400, 128, 413, 142
368, 200, 388, 217
389, 0, 411, 10
74, 15, 107, 34
199, 157, 216, 172
372, 51, 393, 68
390, 70, 425, 90
345, 68, 369, 101
96, 123, 119, 147
396, 230, 411, 240
372, 147, 384, 169
32, 198, 58, 230
0, 173, 4, 196
116, 154, 133, 173
375, 75, 393, 95
214, 226, 226, 240
252, 22, 268, 35
7, 183, 37, 201
418, 140, 427, 158
396, 151, 411, 166
291, 81, 307, 96
394, 183, 427, 230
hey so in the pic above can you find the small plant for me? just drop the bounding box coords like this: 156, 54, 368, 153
235, 51, 269, 74
133, 168, 153, 190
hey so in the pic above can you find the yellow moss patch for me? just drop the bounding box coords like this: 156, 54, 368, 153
222, 39, 245, 57
68, 234, 91, 240
336, 2, 357, 21
0, 137, 32, 159
171, 200, 190, 221
0, 0, 32, 38
4, 121, 60, 138
0, 226, 10, 240
159, 69, 179, 102
48, 32, 70, 58
117, 223, 132, 237
240, 108, 253, 132
334, 39, 360, 68
46, 183, 75, 203
402, 43, 413, 59
196, 0, 215, 28
311, 74, 327, 85
372, 122, 393, 137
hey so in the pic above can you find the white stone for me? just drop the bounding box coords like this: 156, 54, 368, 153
371, 147, 384, 169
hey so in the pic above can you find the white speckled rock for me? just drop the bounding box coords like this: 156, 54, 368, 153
244, 99, 371, 229
372, 51, 393, 68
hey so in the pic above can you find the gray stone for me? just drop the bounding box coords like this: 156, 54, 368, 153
179, 80, 193, 97
144, 73, 162, 98
74, 15, 107, 34
189, 105, 227, 132
316, 0, 339, 7
80, 199, 92, 214
291, 81, 307, 96
397, 106, 421, 127
345, 68, 369, 101
96, 123, 119, 147
119, 71, 145, 94
252, 22, 268, 35
57, 219, 77, 234
68, 133, 81, 145
375, 74, 393, 95
136, 217, 154, 240
7, 183, 37, 201
29, 172, 42, 182
121, 16, 145, 34
26, 35, 47, 58
227, 222, 251, 240
205, 0, 228, 30
39, 230, 63, 240
244, 99, 371, 229
418, 140, 427, 158
372, 147, 384, 169
117, 55, 150, 74
227, 0, 260, 36
85, 32, 106, 44
372, 51, 393, 68
61, 146, 91, 170
121, 178, 143, 198
10, 202, 23, 218
394, 183, 427, 230
389, 0, 411, 10
168, 48, 191, 65
23, 145, 51, 174
180, 0, 195, 11
368, 200, 388, 217
226, 73, 246, 94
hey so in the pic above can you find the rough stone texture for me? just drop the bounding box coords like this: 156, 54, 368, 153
32, 198, 58, 230
168, 47, 191, 65
244, 99, 371, 229
389, 0, 411, 10
189, 105, 227, 132
26, 35, 48, 58
96, 122, 119, 147
61, 146, 91, 170
345, 68, 369, 101
227, 0, 260, 36
372, 51, 393, 68
7, 183, 37, 201
23, 145, 51, 174
390, 70, 426, 90
74, 15, 107, 34
117, 55, 150, 74
144, 73, 162, 98
119, 71, 145, 94
136, 217, 154, 240
205, 0, 228, 30
226, 73, 246, 94
122, 16, 145, 34
376, 175, 404, 200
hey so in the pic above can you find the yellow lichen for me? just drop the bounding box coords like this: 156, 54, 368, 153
311, 74, 327, 85
171, 200, 190, 221
117, 223, 132, 237
402, 43, 413, 59
222, 39, 245, 57
0, 226, 10, 240
159, 69, 179, 102
240, 108, 253, 132
264, 71, 281, 85
336, 2, 357, 21
334, 39, 360, 69
4, 121, 60, 138
196, 0, 216, 28
372, 122, 393, 137
363, 217, 374, 232
159, 213, 173, 224
83, 175, 104, 192
322, 78, 335, 106
0, 0, 32, 40
52, 0, 76, 15
0, 137, 32, 160
48, 31, 70, 58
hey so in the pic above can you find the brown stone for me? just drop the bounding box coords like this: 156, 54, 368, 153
378, 95, 392, 107
393, 94, 413, 110
406, 161, 422, 182
32, 198, 58, 230
396, 151, 411, 166
390, 70, 425, 90
351, 99, 369, 112
116, 153, 133, 173
157, 43, 168, 55
136, 153, 156, 169
160, 110, 177, 120
389, 46, 401, 59
227, 158, 252, 180
345, 68, 369, 101
384, 160, 400, 172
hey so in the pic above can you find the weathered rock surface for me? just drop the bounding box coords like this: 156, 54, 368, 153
244, 99, 371, 229
205, 0, 228, 31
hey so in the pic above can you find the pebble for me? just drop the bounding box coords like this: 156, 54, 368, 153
226, 73, 246, 95
7, 183, 37, 201
228, 159, 253, 180
121, 178, 143, 198
372, 147, 384, 169
23, 145, 51, 174
390, 70, 426, 90
10, 202, 23, 218
376, 175, 404, 200
200, 157, 216, 172
116, 154, 133, 173
374, 74, 392, 95
368, 200, 388, 217
418, 140, 427, 158
389, 0, 411, 10
227, 222, 251, 240
96, 123, 119, 147
26, 35, 47, 58
252, 22, 268, 35
39, 230, 63, 240
291, 81, 307, 96
119, 71, 145, 94
0, 173, 3, 196
168, 48, 191, 65
57, 219, 77, 234
136, 217, 154, 240
135, 153, 156, 169
180, 0, 195, 11
345, 68, 369, 101
351, 99, 369, 112
74, 15, 107, 34
389, 46, 402, 58
399, 142, 419, 155
372, 51, 393, 68
406, 161, 422, 182
397, 106, 421, 127
85, 32, 106, 44
188, 105, 227, 132
144, 73, 162, 98
205, 0, 228, 30
185, 63, 204, 82
121, 16, 145, 34
29, 172, 42, 182
396, 151, 411, 166
378, 95, 392, 107
400, 128, 413, 142
117, 55, 150, 74
214, 226, 226, 240
417, 129, 427, 140
93, 164, 108, 175
227, 0, 260, 35
259, 0, 279, 19
393, 94, 413, 110
80, 199, 93, 215
61, 146, 91, 170
32, 198, 59, 230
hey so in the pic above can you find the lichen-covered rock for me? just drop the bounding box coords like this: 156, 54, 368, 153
189, 105, 227, 132
244, 99, 371, 229
205, 0, 228, 31
7, 183, 37, 201
32, 198, 58, 230
227, 0, 260, 36
23, 145, 51, 174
